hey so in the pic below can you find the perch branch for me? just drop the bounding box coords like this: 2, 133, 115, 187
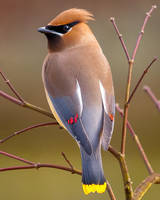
143, 86, 160, 111
119, 153, 133, 199
109, 146, 133, 199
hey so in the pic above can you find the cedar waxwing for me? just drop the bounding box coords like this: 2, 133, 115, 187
38, 8, 115, 195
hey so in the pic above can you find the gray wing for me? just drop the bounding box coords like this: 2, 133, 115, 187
99, 81, 115, 151
47, 80, 92, 155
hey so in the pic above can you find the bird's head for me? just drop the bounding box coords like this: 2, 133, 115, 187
38, 8, 95, 52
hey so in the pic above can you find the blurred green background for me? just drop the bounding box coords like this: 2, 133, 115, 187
0, 0, 160, 199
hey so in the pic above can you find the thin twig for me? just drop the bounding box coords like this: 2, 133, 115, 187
128, 57, 157, 104
116, 104, 154, 175
0, 151, 35, 165
143, 86, 160, 111
121, 5, 157, 156
0, 70, 25, 103
0, 122, 58, 144
61, 152, 74, 172
0, 163, 82, 175
23, 102, 55, 119
0, 90, 54, 119
0, 151, 82, 175
132, 173, 160, 200
110, 17, 130, 62
132, 5, 157, 60
108, 145, 120, 159
121, 59, 133, 155
0, 90, 22, 105
107, 181, 117, 200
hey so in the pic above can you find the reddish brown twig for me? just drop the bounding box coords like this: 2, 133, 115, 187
0, 151, 35, 165
132, 173, 160, 200
0, 89, 54, 119
121, 5, 156, 156
0, 90, 23, 105
128, 57, 158, 104
132, 5, 157, 60
110, 17, 130, 62
0, 122, 58, 144
143, 86, 160, 111
0, 163, 82, 175
0, 70, 25, 103
107, 181, 117, 200
116, 104, 154, 175
108, 145, 120, 159
0, 68, 54, 119
61, 152, 74, 172
0, 150, 82, 175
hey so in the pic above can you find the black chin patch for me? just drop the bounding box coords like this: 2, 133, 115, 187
46, 21, 79, 34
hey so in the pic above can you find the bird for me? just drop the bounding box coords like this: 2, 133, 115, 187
38, 8, 115, 195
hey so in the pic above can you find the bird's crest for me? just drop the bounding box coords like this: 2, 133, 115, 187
48, 8, 94, 26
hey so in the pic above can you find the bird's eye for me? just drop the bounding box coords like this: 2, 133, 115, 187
63, 25, 70, 32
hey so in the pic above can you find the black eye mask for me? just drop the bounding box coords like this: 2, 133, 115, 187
46, 21, 80, 34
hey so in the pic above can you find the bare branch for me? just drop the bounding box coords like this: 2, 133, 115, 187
121, 5, 157, 156
119, 153, 133, 199
132, 5, 157, 60
0, 70, 25, 103
0, 163, 82, 175
128, 57, 157, 104
61, 152, 74, 172
0, 151, 35, 165
132, 173, 160, 200
108, 145, 120, 159
116, 104, 154, 175
0, 90, 23, 105
0, 90, 54, 119
0, 122, 58, 144
110, 17, 130, 62
107, 181, 117, 200
0, 151, 82, 175
143, 86, 160, 111
121, 59, 133, 155
108, 146, 133, 199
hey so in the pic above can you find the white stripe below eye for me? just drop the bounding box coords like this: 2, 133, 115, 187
48, 29, 63, 36
47, 27, 72, 36
76, 80, 83, 115
99, 81, 108, 114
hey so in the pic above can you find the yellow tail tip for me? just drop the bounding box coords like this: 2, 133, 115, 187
82, 182, 107, 195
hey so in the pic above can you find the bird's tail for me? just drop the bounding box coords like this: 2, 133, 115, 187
80, 146, 106, 195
